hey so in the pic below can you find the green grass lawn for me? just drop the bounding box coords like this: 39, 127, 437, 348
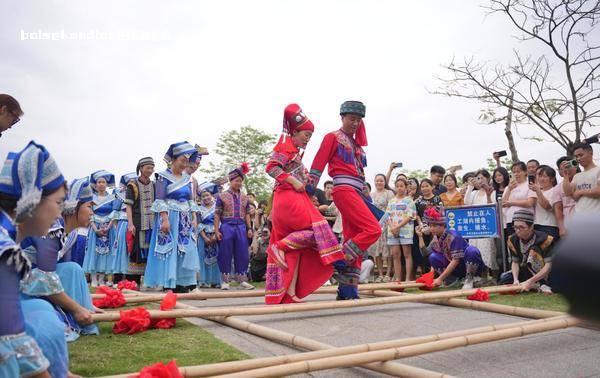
69, 319, 248, 377
487, 292, 569, 312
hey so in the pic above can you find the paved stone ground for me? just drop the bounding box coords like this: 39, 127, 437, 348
180, 291, 600, 377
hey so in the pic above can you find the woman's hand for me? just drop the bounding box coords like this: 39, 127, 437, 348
415, 225, 423, 237
502, 201, 512, 208
127, 223, 136, 234
247, 229, 253, 239
74, 307, 94, 326
528, 182, 541, 193
215, 230, 223, 241
508, 179, 518, 190
292, 180, 305, 192
160, 219, 171, 234
433, 277, 443, 287
521, 279, 535, 292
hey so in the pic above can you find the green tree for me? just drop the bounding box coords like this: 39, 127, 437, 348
398, 169, 429, 181
201, 126, 276, 200
486, 157, 513, 173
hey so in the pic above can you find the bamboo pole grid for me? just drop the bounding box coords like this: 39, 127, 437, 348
97, 282, 578, 377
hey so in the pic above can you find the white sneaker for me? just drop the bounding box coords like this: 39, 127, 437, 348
540, 284, 553, 294
221, 282, 230, 290
322, 280, 332, 286
462, 278, 474, 290
239, 281, 255, 290
190, 288, 203, 294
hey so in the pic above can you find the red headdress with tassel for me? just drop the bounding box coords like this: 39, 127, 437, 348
228, 162, 251, 181
273, 103, 315, 154
355, 120, 368, 147
423, 207, 447, 225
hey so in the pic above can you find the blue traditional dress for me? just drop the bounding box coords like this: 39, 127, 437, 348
198, 201, 221, 286
110, 185, 132, 274
69, 227, 88, 267
21, 219, 99, 342
0, 141, 69, 377
144, 169, 200, 289
0, 211, 51, 377
83, 192, 117, 274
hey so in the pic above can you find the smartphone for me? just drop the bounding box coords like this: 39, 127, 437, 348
528, 174, 536, 184
494, 150, 508, 157
584, 134, 599, 144
393, 162, 403, 168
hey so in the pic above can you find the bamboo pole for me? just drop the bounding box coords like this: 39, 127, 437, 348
371, 290, 566, 319
211, 316, 580, 378
101, 302, 453, 378
91, 285, 522, 322
182, 315, 569, 377
90, 281, 418, 301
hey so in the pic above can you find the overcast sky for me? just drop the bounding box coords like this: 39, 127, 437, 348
1, 0, 597, 185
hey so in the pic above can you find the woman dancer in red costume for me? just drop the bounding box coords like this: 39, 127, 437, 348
265, 104, 345, 304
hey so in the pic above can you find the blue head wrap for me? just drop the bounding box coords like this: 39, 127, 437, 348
90, 170, 115, 190
119, 172, 137, 187
63, 177, 93, 215
0, 141, 65, 222
164, 141, 196, 164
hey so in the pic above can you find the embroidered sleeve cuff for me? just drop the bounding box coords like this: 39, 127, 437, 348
151, 200, 169, 213
309, 169, 322, 187
275, 171, 290, 183
21, 268, 64, 296
450, 250, 465, 260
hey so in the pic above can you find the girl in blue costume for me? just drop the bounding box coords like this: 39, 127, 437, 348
83, 170, 116, 287
0, 141, 72, 377
144, 141, 200, 292
110, 173, 137, 282
21, 177, 101, 344
197, 182, 221, 288
62, 178, 94, 267
21, 218, 99, 342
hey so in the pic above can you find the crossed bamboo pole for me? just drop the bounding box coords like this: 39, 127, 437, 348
101, 301, 454, 378
91, 285, 522, 322
210, 315, 579, 378
101, 295, 578, 377
91, 281, 418, 302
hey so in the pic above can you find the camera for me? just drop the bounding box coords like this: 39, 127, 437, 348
393, 162, 403, 168
568, 159, 579, 168
584, 134, 599, 144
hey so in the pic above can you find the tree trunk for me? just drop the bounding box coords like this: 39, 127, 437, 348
505, 93, 520, 162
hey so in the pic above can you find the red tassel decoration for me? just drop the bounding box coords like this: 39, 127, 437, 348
240, 162, 250, 175
93, 286, 126, 308
416, 269, 435, 291
467, 288, 490, 302
117, 280, 138, 291
126, 230, 135, 255
113, 307, 152, 335
138, 360, 183, 378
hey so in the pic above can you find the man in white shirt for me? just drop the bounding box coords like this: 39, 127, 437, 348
562, 143, 600, 214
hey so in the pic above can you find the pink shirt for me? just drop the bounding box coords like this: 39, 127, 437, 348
556, 180, 576, 220
502, 181, 535, 224
529, 187, 560, 227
